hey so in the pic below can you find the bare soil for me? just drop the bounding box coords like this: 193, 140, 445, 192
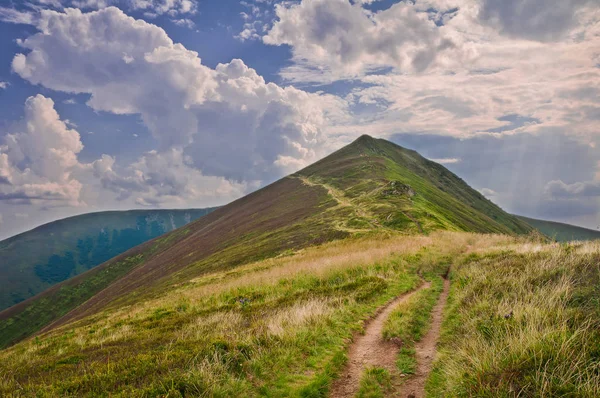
398, 278, 450, 398
329, 282, 430, 398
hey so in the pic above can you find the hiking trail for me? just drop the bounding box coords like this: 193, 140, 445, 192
329, 281, 430, 398
398, 278, 450, 398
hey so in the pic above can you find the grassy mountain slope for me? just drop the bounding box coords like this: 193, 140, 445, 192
517, 215, 600, 242
0, 135, 531, 349
0, 209, 215, 312
296, 135, 532, 235
0, 232, 476, 396
3, 233, 598, 397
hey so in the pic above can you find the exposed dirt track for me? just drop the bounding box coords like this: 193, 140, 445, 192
329, 282, 430, 398
398, 278, 450, 398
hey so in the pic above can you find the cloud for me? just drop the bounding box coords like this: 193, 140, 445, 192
71, 0, 198, 16
12, 7, 346, 183
0, 95, 249, 212
172, 18, 195, 29
429, 157, 461, 164
479, 0, 595, 41
0, 7, 37, 24
0, 82, 8, 90
0, 95, 85, 206
480, 188, 496, 198
545, 180, 600, 198
263, 0, 458, 79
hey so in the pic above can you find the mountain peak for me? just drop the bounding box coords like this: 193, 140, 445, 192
0, 136, 532, 348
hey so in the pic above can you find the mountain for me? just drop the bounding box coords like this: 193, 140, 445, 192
517, 215, 600, 242
0, 209, 216, 312
0, 135, 532, 348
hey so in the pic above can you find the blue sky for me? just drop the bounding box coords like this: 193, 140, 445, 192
0, 0, 599, 239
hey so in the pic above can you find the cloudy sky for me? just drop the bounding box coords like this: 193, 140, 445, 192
0, 0, 598, 239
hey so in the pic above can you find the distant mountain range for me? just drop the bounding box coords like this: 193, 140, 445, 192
516, 215, 600, 242
0, 208, 216, 312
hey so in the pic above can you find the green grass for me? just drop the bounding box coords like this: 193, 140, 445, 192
0, 231, 481, 397
0, 249, 423, 396
6, 232, 598, 396
426, 240, 600, 397
357, 367, 392, 398
0, 254, 147, 349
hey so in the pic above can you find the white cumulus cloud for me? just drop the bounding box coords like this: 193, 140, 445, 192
0, 95, 85, 206
12, 6, 346, 182
263, 0, 462, 80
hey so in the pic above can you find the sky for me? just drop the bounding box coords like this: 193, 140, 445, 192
0, 0, 599, 240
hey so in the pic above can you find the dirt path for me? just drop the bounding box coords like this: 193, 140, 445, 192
297, 176, 383, 231
398, 278, 450, 398
329, 281, 431, 398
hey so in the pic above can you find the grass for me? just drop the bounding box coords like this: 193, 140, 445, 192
427, 240, 600, 397
357, 367, 392, 398
0, 253, 147, 349
0, 232, 488, 397
4, 231, 597, 396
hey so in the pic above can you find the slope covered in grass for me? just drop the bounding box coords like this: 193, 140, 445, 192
0, 209, 215, 312
2, 230, 598, 396
297, 135, 532, 235
0, 177, 344, 348
0, 232, 474, 396
517, 215, 600, 242
428, 240, 600, 396
0, 135, 532, 349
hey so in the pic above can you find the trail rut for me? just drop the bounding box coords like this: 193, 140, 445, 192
329, 282, 430, 398
398, 278, 450, 398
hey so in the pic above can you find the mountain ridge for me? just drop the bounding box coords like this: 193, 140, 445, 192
0, 135, 532, 348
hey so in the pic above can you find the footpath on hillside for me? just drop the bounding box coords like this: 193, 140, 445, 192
329, 278, 450, 398
398, 278, 450, 398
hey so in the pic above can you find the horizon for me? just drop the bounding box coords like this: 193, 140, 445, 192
0, 0, 599, 239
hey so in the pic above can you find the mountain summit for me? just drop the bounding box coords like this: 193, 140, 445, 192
0, 135, 531, 347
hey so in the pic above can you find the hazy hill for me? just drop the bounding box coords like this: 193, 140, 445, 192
0, 135, 532, 348
0, 209, 215, 311
516, 215, 600, 242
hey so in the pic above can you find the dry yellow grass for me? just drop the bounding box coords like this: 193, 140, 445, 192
428, 239, 600, 397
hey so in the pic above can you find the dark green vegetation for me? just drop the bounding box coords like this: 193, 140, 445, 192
517, 215, 600, 242
0, 209, 214, 312
427, 242, 600, 396
0, 135, 532, 350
